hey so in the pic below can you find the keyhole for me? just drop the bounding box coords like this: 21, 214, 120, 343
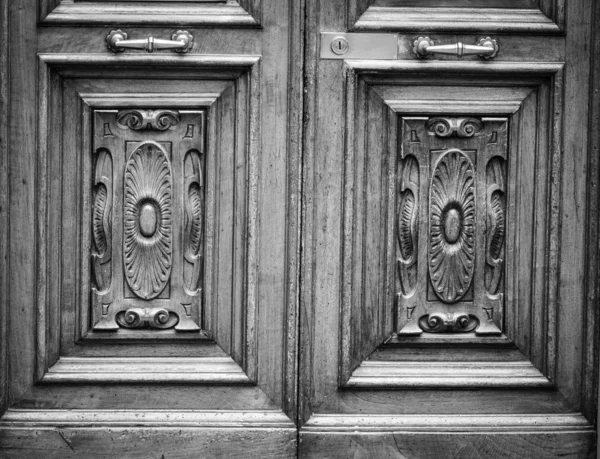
331, 37, 349, 55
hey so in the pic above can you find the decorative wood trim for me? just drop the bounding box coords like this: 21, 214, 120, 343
0, 409, 294, 428
40, 0, 262, 27
40, 357, 252, 384
302, 413, 593, 432
348, 2, 564, 33
345, 361, 552, 389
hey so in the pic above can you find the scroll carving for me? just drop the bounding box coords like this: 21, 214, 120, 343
183, 149, 204, 294
418, 313, 479, 333
117, 109, 180, 131
116, 307, 179, 329
426, 117, 483, 138
485, 157, 506, 294
92, 148, 113, 292
398, 155, 419, 296
124, 141, 173, 299
429, 149, 475, 303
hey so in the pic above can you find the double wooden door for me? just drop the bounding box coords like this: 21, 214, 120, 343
1, 0, 599, 457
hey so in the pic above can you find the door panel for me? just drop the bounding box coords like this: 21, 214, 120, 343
348, 0, 563, 33
0, 1, 302, 457
299, 0, 598, 457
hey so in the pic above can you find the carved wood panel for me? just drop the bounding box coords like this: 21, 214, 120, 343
398, 116, 507, 336
92, 109, 205, 333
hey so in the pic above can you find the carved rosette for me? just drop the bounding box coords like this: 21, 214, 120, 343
117, 109, 180, 131
398, 155, 419, 296
124, 141, 173, 299
485, 157, 506, 294
429, 149, 475, 303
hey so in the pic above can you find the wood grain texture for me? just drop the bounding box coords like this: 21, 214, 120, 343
299, 431, 593, 459
8, 0, 37, 407
0, 0, 8, 416
0, 426, 296, 459
587, 0, 600, 431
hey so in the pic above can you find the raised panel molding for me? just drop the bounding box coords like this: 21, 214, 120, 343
36, 54, 261, 384
339, 60, 565, 391
39, 0, 262, 26
348, 0, 564, 33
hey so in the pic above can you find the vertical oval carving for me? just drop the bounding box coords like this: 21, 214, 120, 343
486, 156, 506, 295
124, 141, 173, 299
398, 155, 419, 296
92, 148, 113, 292
429, 149, 475, 303
183, 149, 204, 294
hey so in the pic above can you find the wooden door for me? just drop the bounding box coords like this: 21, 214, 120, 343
298, 0, 600, 458
1, 1, 600, 458
0, 1, 302, 457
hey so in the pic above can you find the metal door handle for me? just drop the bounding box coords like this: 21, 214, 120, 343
106, 30, 194, 53
413, 37, 499, 59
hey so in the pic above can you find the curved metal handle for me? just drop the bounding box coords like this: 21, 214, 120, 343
106, 30, 194, 53
413, 37, 499, 59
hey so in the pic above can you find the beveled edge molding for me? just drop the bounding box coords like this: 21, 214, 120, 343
345, 361, 552, 389
339, 59, 565, 388
40, 1, 261, 27
0, 409, 294, 428
302, 413, 593, 433
41, 357, 252, 384
350, 6, 563, 34
36, 52, 262, 384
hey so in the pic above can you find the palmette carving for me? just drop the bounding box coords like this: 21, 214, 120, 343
92, 149, 113, 292
429, 149, 475, 303
123, 141, 173, 300
398, 155, 419, 296
486, 157, 506, 294
117, 109, 180, 131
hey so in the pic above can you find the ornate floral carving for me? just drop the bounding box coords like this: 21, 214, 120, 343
418, 312, 479, 333
117, 109, 180, 131
92, 148, 113, 292
429, 149, 475, 303
116, 307, 179, 329
398, 155, 419, 296
426, 117, 483, 138
124, 141, 173, 299
486, 157, 506, 294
